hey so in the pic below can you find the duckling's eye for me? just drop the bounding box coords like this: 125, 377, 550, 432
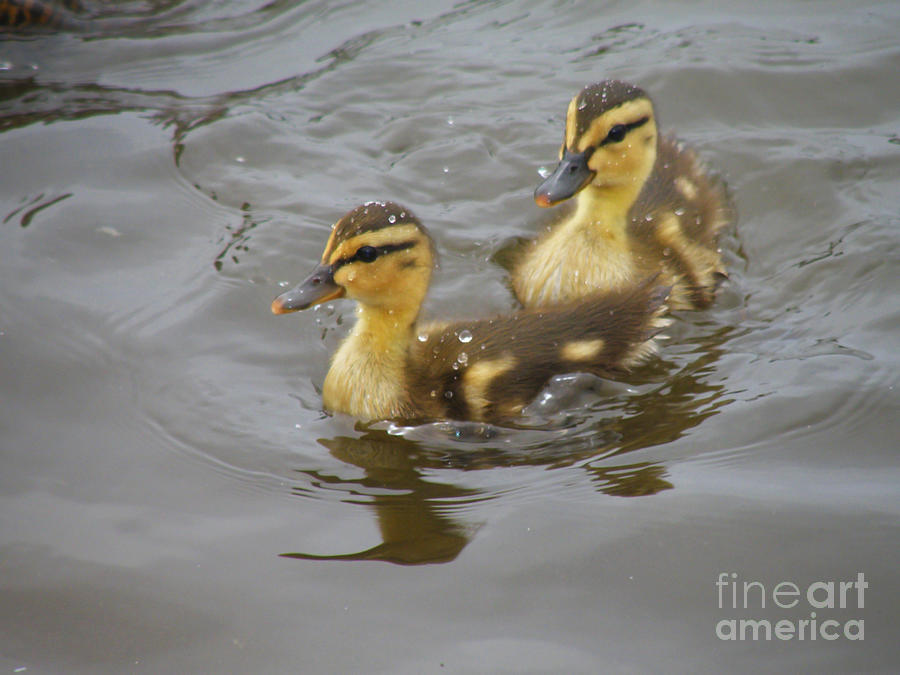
606, 124, 627, 143
354, 246, 379, 263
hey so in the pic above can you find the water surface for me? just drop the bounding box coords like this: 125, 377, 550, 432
1, 1, 898, 672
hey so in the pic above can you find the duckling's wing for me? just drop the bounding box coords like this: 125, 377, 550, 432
629, 135, 734, 308
409, 281, 669, 422
634, 135, 734, 242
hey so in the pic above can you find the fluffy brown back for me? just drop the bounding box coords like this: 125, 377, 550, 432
408, 280, 669, 422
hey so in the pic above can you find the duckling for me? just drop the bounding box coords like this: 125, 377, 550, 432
272, 201, 669, 423
512, 80, 734, 310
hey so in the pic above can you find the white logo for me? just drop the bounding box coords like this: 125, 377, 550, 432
715, 572, 866, 641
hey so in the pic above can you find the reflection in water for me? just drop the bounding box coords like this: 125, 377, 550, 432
213, 202, 260, 271
281, 324, 733, 564
0, 2, 383, 138
585, 462, 673, 497
599, 324, 736, 459
283, 433, 477, 565
0, 0, 296, 34
4, 0, 739, 567
2, 192, 72, 228
0, 71, 226, 136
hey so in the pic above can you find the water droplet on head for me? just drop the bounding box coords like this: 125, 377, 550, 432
444, 390, 454, 400
458, 329, 473, 343
674, 207, 685, 216
388, 214, 396, 223
417, 332, 428, 342
457, 351, 468, 365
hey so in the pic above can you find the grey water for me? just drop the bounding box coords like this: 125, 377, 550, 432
1, 1, 898, 672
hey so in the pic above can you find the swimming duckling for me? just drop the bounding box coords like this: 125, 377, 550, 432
272, 201, 669, 423
513, 80, 734, 310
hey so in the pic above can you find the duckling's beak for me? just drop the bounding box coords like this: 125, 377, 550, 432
271, 264, 345, 314
534, 148, 595, 207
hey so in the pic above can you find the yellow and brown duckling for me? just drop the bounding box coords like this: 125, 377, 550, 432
272, 201, 669, 423
513, 80, 734, 311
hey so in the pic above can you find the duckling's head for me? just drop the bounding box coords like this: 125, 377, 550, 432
535, 80, 658, 207
271, 201, 436, 316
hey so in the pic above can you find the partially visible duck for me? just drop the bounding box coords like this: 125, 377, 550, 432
0, 0, 86, 29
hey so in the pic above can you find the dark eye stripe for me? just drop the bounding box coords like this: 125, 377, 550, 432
333, 240, 417, 270
598, 115, 650, 146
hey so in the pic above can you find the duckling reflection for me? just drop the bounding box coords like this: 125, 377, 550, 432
586, 462, 673, 497
583, 323, 736, 457
280, 429, 682, 565
278, 296, 737, 565
281, 431, 477, 565
279, 424, 678, 565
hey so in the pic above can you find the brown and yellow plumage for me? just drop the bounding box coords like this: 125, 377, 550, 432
0, 0, 84, 28
513, 80, 734, 311
272, 201, 669, 423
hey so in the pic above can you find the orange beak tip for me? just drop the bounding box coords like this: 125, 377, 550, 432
534, 194, 552, 208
